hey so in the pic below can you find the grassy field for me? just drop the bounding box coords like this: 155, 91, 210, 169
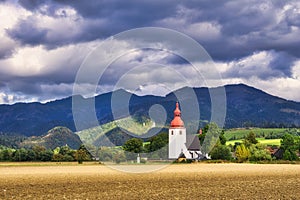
0, 163, 300, 199
226, 138, 281, 146
224, 128, 291, 140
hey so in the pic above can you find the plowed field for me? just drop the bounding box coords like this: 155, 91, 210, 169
0, 163, 299, 199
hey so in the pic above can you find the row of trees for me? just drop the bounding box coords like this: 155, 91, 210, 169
0, 144, 92, 163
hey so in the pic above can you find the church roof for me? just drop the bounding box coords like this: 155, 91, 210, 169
186, 134, 201, 151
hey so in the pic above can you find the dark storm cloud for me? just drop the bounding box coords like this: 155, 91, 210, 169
6, 18, 47, 46
14, 0, 178, 47
11, 0, 299, 63
269, 51, 296, 77
18, 0, 47, 10
8, 79, 42, 95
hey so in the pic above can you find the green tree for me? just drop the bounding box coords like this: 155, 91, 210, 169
244, 132, 258, 147
12, 148, 28, 161
62, 154, 74, 161
249, 144, 272, 161
148, 132, 168, 152
26, 149, 36, 161
219, 130, 227, 145
210, 144, 232, 160
1, 149, 13, 161
52, 153, 64, 162
40, 150, 54, 161
123, 138, 144, 153
75, 149, 87, 164
235, 144, 250, 162
59, 145, 73, 156
32, 145, 46, 160
281, 134, 298, 161
75, 145, 92, 164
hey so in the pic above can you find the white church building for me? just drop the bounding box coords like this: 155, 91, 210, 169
168, 102, 203, 160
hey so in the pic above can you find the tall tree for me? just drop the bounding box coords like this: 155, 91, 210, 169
75, 144, 92, 164
244, 132, 258, 147
281, 134, 298, 161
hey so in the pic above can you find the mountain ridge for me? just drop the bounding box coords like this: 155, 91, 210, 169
0, 84, 299, 136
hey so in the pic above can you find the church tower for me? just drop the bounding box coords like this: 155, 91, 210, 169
168, 102, 187, 159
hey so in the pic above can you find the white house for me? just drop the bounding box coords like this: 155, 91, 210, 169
168, 102, 203, 160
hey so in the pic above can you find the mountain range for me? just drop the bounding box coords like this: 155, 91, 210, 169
0, 84, 299, 137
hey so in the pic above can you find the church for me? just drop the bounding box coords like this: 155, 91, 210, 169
168, 102, 203, 160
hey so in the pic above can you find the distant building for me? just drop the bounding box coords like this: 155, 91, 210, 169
168, 102, 202, 160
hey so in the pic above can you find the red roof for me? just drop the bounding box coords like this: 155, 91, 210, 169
170, 102, 184, 128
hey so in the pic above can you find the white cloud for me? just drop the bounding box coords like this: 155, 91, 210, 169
0, 3, 30, 58
292, 60, 300, 79
0, 40, 97, 77
186, 22, 221, 41
223, 50, 294, 79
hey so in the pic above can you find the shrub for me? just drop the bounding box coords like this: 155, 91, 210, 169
249, 144, 272, 161
210, 145, 232, 160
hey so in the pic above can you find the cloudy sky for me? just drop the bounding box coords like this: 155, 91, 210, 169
0, 0, 300, 104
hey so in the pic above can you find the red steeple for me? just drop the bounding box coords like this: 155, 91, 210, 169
170, 102, 184, 128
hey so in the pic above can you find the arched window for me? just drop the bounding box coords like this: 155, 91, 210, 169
179, 130, 182, 135
171, 130, 174, 135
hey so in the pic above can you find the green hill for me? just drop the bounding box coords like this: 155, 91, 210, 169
76, 116, 166, 147
21, 126, 82, 149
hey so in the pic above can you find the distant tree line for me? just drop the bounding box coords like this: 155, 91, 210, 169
242, 121, 299, 129
0, 144, 92, 163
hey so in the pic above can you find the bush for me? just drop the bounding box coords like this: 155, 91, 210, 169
249, 144, 272, 161
283, 150, 298, 161
210, 145, 232, 160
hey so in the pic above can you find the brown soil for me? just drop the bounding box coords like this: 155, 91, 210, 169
0, 163, 299, 199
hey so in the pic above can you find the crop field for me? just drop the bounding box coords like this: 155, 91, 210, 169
226, 138, 281, 146
0, 163, 300, 199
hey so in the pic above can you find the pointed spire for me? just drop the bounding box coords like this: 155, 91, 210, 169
174, 101, 181, 117
170, 102, 184, 128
